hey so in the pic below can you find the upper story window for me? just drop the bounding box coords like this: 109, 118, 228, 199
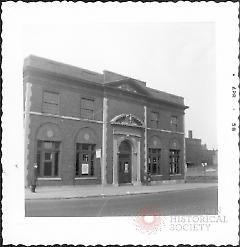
81, 98, 94, 120
150, 111, 159, 129
171, 116, 178, 132
42, 91, 59, 115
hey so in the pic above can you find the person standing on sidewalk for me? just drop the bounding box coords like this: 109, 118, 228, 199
146, 171, 152, 186
30, 163, 38, 193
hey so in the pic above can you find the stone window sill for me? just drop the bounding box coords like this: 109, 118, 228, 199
74, 176, 98, 180
37, 177, 62, 180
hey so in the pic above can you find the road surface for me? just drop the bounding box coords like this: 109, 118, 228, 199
25, 186, 217, 217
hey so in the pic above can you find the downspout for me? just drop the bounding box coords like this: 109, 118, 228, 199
144, 105, 147, 174
183, 113, 187, 182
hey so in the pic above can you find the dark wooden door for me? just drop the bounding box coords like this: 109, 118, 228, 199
118, 153, 131, 184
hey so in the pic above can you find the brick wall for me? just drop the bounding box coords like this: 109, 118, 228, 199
24, 56, 187, 186
29, 77, 103, 121
27, 112, 102, 186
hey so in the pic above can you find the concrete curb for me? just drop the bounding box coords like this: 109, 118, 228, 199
25, 184, 217, 201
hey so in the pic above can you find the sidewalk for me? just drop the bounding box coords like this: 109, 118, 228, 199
25, 182, 217, 200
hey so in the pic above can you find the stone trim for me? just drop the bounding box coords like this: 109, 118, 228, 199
183, 113, 187, 181
74, 177, 98, 180
110, 113, 144, 128
151, 179, 185, 185
144, 106, 147, 173
37, 177, 62, 180
136, 140, 141, 185
113, 132, 141, 186
147, 127, 184, 135
28, 111, 103, 124
24, 82, 32, 187
112, 137, 118, 186
101, 97, 108, 185
113, 130, 141, 138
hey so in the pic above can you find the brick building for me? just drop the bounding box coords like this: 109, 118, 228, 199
185, 130, 218, 167
24, 55, 188, 187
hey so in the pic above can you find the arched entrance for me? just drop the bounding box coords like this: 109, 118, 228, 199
111, 113, 143, 186
118, 140, 132, 184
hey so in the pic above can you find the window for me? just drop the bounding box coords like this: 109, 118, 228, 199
169, 149, 180, 174
171, 116, 178, 131
148, 148, 161, 175
76, 144, 96, 177
42, 91, 59, 115
150, 112, 159, 129
81, 98, 94, 120
36, 141, 60, 177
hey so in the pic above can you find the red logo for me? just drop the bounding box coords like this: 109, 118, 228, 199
134, 208, 165, 234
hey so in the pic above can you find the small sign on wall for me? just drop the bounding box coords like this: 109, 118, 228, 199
82, 163, 89, 174
96, 149, 101, 158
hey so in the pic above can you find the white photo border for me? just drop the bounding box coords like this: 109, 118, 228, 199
2, 2, 239, 245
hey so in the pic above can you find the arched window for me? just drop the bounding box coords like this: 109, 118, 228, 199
75, 127, 97, 177
148, 136, 163, 175
75, 144, 95, 176
169, 139, 180, 174
35, 123, 62, 177
36, 141, 60, 177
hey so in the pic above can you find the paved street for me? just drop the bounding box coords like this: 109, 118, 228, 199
25, 186, 217, 217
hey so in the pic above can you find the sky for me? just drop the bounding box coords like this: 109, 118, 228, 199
21, 16, 216, 149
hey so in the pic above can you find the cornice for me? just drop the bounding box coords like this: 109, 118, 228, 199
24, 65, 188, 111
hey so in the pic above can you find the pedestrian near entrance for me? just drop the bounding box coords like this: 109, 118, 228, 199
146, 172, 152, 186
30, 163, 38, 193
143, 172, 152, 186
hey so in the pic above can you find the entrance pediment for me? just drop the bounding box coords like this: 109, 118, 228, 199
110, 114, 144, 128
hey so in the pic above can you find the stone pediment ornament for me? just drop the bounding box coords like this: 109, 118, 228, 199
117, 84, 138, 93
111, 114, 144, 127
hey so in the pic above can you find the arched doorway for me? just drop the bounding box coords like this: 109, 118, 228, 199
118, 140, 132, 184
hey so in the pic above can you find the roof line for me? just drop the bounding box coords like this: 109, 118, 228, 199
25, 54, 103, 76
146, 86, 184, 100
103, 70, 146, 84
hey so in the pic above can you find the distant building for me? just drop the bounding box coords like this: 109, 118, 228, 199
201, 145, 218, 167
24, 55, 188, 187
185, 130, 218, 167
212, 150, 218, 166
